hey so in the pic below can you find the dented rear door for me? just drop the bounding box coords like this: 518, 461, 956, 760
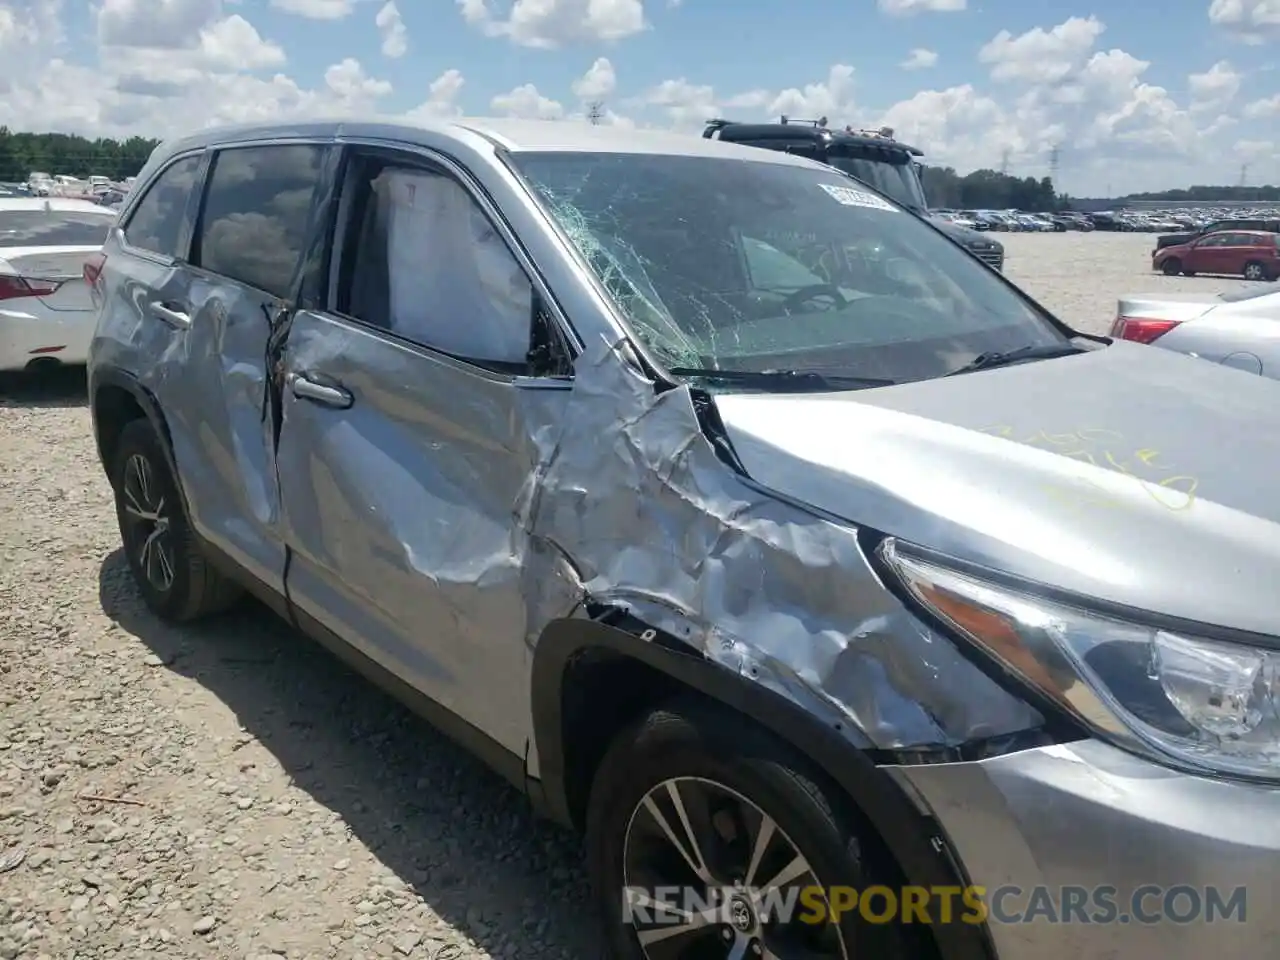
156, 141, 335, 592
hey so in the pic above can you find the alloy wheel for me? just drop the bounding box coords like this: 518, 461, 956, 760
1244, 263, 1264, 281
121, 452, 176, 592
622, 776, 850, 960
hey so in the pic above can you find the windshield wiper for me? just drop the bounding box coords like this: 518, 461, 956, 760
945, 342, 1086, 377
668, 367, 896, 391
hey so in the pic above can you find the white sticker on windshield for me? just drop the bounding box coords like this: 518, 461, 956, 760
818, 183, 898, 211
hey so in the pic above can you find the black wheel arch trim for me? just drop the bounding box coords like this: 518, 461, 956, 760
89, 365, 190, 516
529, 615, 998, 960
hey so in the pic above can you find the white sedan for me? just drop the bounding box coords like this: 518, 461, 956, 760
0, 197, 117, 372
1112, 285, 1280, 377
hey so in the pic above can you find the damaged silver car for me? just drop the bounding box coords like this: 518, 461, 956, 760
88, 119, 1277, 960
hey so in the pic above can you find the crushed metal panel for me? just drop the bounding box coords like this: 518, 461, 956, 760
274, 310, 577, 758
521, 335, 1043, 753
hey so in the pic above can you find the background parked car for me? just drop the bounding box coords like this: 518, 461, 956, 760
0, 197, 116, 372
1152, 229, 1280, 281
1112, 285, 1280, 377
1154, 216, 1280, 252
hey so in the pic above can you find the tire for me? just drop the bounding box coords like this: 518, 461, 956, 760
1243, 261, 1269, 282
110, 418, 242, 622
585, 700, 913, 960
1161, 258, 1182, 276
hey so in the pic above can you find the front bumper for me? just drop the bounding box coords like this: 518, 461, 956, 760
887, 740, 1278, 960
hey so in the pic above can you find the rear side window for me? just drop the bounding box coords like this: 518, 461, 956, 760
192, 144, 327, 299
0, 209, 115, 247
123, 155, 203, 258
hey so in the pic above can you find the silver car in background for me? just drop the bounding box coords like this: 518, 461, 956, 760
87, 118, 1277, 960
1112, 285, 1280, 376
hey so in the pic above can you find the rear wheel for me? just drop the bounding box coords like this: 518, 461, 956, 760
586, 701, 912, 960
111, 419, 242, 622
1243, 261, 1270, 281
1161, 258, 1182, 276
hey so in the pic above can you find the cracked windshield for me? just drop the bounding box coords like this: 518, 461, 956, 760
512, 152, 1066, 390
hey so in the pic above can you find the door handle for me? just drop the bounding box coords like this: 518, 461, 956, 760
149, 302, 191, 329
290, 373, 353, 409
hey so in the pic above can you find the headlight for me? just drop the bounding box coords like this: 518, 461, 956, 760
879, 538, 1280, 781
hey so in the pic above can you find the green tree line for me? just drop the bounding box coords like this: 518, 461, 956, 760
0, 128, 160, 183
920, 165, 1065, 211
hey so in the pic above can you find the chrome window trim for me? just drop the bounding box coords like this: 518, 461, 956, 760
333, 135, 584, 360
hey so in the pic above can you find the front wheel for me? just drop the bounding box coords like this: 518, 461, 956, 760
585, 702, 912, 960
1161, 258, 1182, 276
1243, 261, 1271, 281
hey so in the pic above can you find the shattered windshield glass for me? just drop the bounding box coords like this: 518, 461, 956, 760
510, 152, 1065, 387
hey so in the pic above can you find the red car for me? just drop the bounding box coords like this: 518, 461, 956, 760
1152, 229, 1280, 281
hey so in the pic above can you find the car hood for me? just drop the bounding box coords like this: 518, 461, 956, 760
711, 341, 1280, 635
928, 216, 1000, 248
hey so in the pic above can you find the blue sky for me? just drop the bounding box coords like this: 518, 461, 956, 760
0, 0, 1277, 195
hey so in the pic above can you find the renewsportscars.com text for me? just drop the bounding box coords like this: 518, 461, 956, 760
623, 884, 1249, 926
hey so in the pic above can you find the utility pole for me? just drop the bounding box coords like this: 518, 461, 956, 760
1000, 149, 1010, 175
586, 101, 605, 125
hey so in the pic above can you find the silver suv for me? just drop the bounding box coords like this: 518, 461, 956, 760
88, 118, 1276, 960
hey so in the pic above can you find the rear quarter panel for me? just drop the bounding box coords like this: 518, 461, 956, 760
1156, 309, 1280, 378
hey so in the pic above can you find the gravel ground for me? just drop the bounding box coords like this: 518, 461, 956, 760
999, 231, 1260, 333
0, 230, 1263, 959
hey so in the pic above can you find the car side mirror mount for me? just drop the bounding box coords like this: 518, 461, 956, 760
526, 291, 573, 378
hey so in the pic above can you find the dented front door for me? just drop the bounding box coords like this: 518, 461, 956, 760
274, 312, 566, 757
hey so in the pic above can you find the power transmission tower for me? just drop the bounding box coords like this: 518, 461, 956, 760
586, 101, 605, 125
1048, 144, 1061, 186
1239, 163, 1249, 187
1000, 149, 1010, 175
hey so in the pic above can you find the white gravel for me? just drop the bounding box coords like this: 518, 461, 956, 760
999, 231, 1261, 334
0, 230, 1263, 958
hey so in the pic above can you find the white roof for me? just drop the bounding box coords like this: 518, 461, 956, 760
447, 117, 821, 167
0, 197, 116, 215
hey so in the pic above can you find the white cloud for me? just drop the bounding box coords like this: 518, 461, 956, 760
878, 0, 965, 15
979, 16, 1103, 84
1208, 0, 1280, 43
96, 0, 222, 47
269, 0, 356, 19
900, 48, 938, 70
1188, 60, 1241, 110
403, 69, 466, 121
1243, 93, 1280, 118
324, 57, 392, 101
0, 5, 1274, 198
375, 1, 407, 57
572, 57, 616, 101
459, 0, 646, 47
491, 83, 564, 118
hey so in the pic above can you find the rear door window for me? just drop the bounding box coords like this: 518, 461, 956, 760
123, 155, 203, 258
192, 144, 328, 299
0, 209, 116, 247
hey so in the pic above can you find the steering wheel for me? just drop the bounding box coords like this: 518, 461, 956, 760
780, 283, 850, 311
